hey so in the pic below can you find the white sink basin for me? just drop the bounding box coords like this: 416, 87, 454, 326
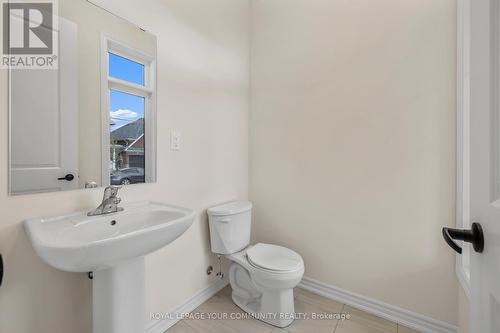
24, 201, 195, 272
25, 200, 195, 333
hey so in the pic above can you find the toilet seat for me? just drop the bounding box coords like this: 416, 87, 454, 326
246, 243, 303, 273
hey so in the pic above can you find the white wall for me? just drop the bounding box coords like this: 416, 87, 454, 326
0, 0, 249, 332
249, 0, 458, 325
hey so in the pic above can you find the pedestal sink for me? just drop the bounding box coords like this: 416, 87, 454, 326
24, 201, 195, 333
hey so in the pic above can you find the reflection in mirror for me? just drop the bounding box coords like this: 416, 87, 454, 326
9, 0, 157, 195
104, 40, 154, 187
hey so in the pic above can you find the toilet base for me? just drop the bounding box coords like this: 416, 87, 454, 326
227, 261, 298, 328
231, 289, 295, 328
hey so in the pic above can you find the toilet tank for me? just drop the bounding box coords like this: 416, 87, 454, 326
207, 201, 252, 254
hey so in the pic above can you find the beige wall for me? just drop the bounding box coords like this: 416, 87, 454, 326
458, 286, 469, 333
0, 0, 249, 332
249, 0, 458, 325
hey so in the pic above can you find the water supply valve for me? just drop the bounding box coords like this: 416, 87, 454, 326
216, 255, 224, 280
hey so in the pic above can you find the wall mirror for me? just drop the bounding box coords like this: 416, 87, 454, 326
8, 0, 157, 195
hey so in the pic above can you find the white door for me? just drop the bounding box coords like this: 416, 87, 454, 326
10, 18, 78, 194
469, 0, 500, 331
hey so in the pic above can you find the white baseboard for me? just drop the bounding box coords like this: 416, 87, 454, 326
298, 276, 457, 333
147, 277, 229, 333
146, 275, 456, 333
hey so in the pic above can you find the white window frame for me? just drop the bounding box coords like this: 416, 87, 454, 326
456, 0, 471, 299
100, 34, 157, 186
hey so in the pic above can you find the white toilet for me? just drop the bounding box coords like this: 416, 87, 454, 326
207, 201, 304, 328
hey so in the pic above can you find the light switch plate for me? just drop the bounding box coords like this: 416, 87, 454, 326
171, 131, 181, 151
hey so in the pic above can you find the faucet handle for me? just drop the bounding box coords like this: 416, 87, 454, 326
87, 186, 123, 216
102, 186, 121, 201
104, 185, 121, 195
110, 186, 121, 195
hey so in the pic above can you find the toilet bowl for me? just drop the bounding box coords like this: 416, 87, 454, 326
207, 201, 305, 328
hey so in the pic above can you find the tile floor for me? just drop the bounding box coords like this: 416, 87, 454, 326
166, 286, 420, 333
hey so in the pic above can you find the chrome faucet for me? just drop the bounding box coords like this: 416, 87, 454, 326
87, 186, 124, 216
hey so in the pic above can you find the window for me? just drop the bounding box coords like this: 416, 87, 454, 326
109, 53, 145, 86
109, 90, 145, 180
101, 35, 156, 186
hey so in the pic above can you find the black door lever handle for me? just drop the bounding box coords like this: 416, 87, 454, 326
442, 223, 484, 254
0, 254, 3, 287
57, 174, 75, 181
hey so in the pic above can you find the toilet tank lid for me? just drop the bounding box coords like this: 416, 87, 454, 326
208, 201, 252, 216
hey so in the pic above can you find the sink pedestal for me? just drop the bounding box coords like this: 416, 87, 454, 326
93, 257, 145, 333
